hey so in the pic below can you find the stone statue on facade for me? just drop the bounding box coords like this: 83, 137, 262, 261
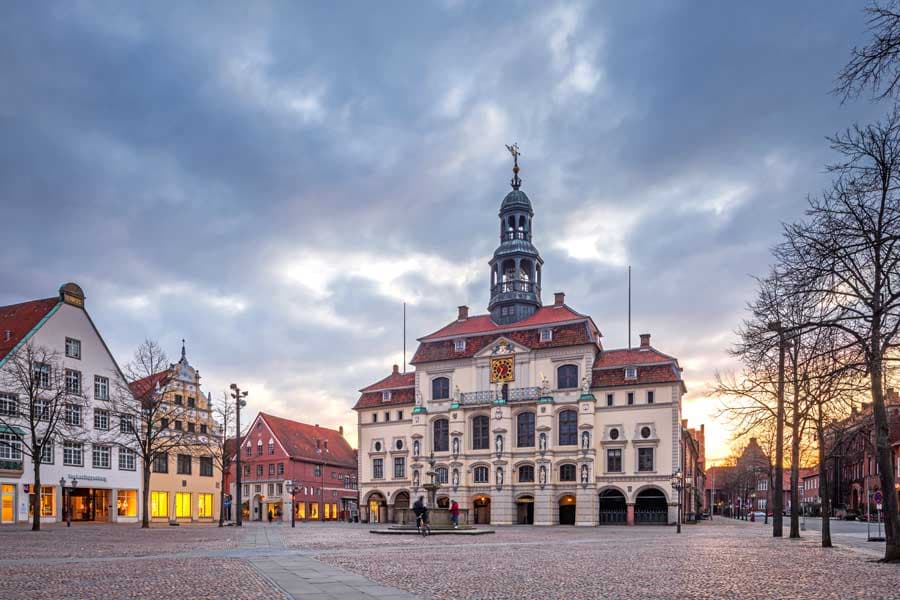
495, 434, 503, 455
415, 390, 423, 407
581, 374, 591, 395
538, 465, 547, 487
452, 468, 459, 489
538, 432, 547, 453
452, 436, 460, 456
454, 385, 461, 403
581, 464, 589, 484
581, 430, 590, 450
413, 439, 420, 457
541, 374, 550, 396
496, 466, 504, 487
413, 469, 420, 489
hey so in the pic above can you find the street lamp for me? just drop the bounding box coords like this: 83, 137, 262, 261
671, 469, 684, 534
59, 477, 78, 527
230, 383, 248, 527
287, 481, 296, 528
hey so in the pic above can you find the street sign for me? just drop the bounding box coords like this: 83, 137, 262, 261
873, 491, 883, 504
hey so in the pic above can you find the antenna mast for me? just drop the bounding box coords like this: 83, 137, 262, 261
403, 301, 407, 374
628, 266, 632, 349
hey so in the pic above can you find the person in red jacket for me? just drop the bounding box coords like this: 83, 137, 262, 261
450, 499, 460, 529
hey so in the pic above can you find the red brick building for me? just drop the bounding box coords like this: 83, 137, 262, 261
225, 413, 358, 522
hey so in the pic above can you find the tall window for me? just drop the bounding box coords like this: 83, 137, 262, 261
256, 464, 263, 476
559, 464, 576, 482
120, 415, 135, 434
647, 391, 654, 404
151, 491, 169, 517
432, 377, 450, 400
435, 467, 448, 483
268, 441, 275, 455
393, 456, 405, 478
177, 454, 192, 475
557, 364, 578, 389
627, 392, 634, 405
517, 412, 535, 447
0, 433, 22, 461
0, 393, 17, 416
65, 369, 81, 394
119, 447, 136, 471
472, 416, 489, 450
474, 466, 489, 483
117, 489, 138, 517
433, 419, 449, 452
64, 403, 81, 426
94, 376, 109, 401
153, 453, 168, 473
638, 448, 654, 472
39, 440, 53, 464
373, 458, 384, 479
34, 363, 50, 389
314, 464, 321, 477
606, 393, 614, 407
94, 409, 109, 430
558, 410, 577, 446
65, 337, 81, 359
63, 441, 83, 466
268, 463, 275, 476
200, 456, 213, 477
175, 492, 191, 518
256, 441, 263, 456
518, 465, 535, 482
92, 445, 110, 469
607, 449, 622, 472
198, 493, 213, 518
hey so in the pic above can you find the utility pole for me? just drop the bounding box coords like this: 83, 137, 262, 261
230, 383, 248, 527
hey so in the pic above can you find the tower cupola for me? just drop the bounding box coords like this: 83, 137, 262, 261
488, 144, 543, 324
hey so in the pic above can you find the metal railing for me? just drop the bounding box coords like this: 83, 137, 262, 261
458, 386, 542, 405
491, 281, 539, 295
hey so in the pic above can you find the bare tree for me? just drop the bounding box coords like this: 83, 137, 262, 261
204, 391, 236, 527
0, 342, 89, 530
778, 111, 900, 561
106, 339, 191, 528
837, 1, 900, 102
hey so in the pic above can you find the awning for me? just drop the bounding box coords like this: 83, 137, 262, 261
0, 425, 25, 436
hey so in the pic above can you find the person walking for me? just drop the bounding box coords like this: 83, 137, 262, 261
268, 508, 274, 524
450, 499, 460, 529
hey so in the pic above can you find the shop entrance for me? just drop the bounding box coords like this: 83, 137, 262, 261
1, 484, 15, 523
558, 495, 576, 525
516, 496, 534, 524
69, 489, 111, 522
473, 496, 491, 524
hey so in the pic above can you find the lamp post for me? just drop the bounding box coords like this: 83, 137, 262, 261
288, 481, 296, 528
671, 469, 683, 534
230, 383, 248, 527
59, 477, 78, 527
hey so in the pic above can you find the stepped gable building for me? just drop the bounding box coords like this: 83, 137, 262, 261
225, 412, 358, 522
128, 342, 220, 523
0, 283, 142, 524
355, 156, 692, 526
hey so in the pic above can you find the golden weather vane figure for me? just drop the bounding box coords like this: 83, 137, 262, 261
505, 142, 522, 189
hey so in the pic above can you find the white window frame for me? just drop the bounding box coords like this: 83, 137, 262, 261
65, 337, 81, 359
118, 447, 136, 471
34, 363, 51, 389
454, 338, 466, 352
0, 393, 17, 416
624, 367, 637, 380
120, 415, 135, 434
63, 441, 83, 466
65, 369, 82, 394
92, 445, 111, 469
382, 391, 391, 402
539, 328, 553, 342
0, 433, 23, 461
94, 375, 109, 401
94, 409, 110, 430
474, 465, 489, 483
39, 440, 53, 464
65, 403, 82, 427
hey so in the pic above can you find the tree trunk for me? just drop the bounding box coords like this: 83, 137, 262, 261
31, 461, 41, 531
817, 419, 832, 548
869, 351, 900, 561
141, 460, 151, 529
774, 332, 786, 537
790, 356, 801, 539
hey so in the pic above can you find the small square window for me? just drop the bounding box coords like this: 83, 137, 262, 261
625, 367, 637, 380
65, 338, 81, 359
382, 390, 391, 402
539, 328, 553, 342
454, 339, 466, 352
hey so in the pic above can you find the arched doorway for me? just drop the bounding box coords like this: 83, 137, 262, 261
473, 495, 491, 524
634, 488, 668, 524
516, 495, 534, 524
252, 494, 264, 521
851, 487, 860, 511
367, 493, 387, 524
559, 495, 576, 525
598, 489, 627, 525
393, 492, 410, 524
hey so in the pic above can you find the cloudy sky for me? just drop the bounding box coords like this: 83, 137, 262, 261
0, 2, 886, 462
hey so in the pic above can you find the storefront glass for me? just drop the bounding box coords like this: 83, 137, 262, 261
117, 489, 137, 517
310, 502, 319, 519
175, 492, 191, 518
27, 486, 55, 517
198, 493, 213, 518
151, 491, 168, 517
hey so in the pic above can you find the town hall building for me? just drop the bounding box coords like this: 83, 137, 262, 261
354, 153, 689, 526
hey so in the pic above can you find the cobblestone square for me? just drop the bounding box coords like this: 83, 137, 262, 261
0, 519, 897, 599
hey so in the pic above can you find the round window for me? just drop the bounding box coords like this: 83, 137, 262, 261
641, 426, 651, 439
395, 439, 404, 451
374, 441, 382, 452
609, 428, 619, 440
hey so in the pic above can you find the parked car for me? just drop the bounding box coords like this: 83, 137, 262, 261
750, 511, 766, 520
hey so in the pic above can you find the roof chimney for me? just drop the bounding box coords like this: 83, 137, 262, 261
339, 425, 344, 437
554, 292, 565, 306
639, 333, 651, 348
457, 305, 469, 321
392, 364, 399, 375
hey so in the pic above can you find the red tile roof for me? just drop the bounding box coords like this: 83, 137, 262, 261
593, 347, 678, 368
0, 297, 59, 362
419, 304, 598, 341
359, 368, 415, 392
128, 371, 172, 399
355, 366, 416, 410
591, 363, 682, 388
261, 412, 357, 469
412, 321, 595, 364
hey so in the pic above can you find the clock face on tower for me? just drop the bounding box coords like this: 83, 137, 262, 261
490, 357, 515, 383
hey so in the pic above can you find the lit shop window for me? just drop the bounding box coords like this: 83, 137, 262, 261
198, 493, 213, 518
28, 486, 55, 517
151, 491, 169, 518
310, 503, 319, 519
175, 492, 191, 518
117, 490, 137, 517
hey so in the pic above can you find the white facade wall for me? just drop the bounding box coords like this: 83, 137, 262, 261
0, 300, 142, 524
